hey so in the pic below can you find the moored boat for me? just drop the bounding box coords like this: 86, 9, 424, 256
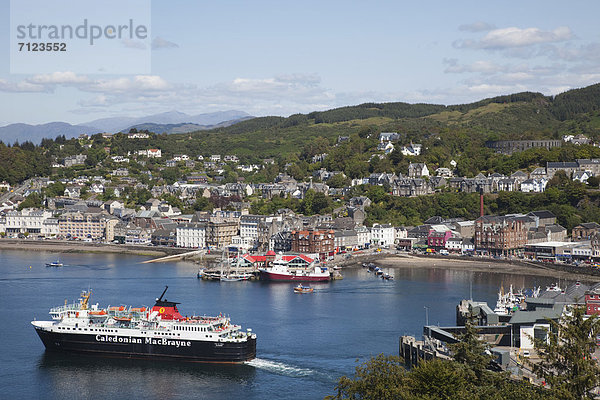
220, 273, 252, 282
259, 258, 330, 282
31, 286, 256, 363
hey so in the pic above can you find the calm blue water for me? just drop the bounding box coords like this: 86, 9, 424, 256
0, 251, 562, 399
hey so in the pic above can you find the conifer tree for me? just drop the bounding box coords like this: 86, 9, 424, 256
533, 305, 600, 399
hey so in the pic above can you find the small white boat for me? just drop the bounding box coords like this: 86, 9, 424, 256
45, 259, 63, 267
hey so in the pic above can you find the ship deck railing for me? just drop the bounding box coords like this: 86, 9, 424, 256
80, 320, 244, 336
50, 304, 83, 313
82, 318, 237, 331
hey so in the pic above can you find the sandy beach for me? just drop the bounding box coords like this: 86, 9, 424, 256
375, 254, 600, 283
0, 239, 176, 257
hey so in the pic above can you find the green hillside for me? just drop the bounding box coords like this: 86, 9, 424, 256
11, 82, 600, 187
173, 84, 600, 160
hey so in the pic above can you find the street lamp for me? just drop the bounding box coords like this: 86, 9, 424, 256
424, 306, 429, 327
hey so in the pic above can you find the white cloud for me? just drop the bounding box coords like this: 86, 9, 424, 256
78, 95, 109, 107
444, 59, 503, 74
0, 79, 47, 92
544, 42, 600, 62
455, 26, 574, 49
152, 37, 179, 50
466, 83, 524, 94
85, 75, 172, 93
458, 22, 496, 32
28, 71, 90, 85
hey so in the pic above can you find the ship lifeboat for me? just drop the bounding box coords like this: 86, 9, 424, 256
89, 310, 107, 316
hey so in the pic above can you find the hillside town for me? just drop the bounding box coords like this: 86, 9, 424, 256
1, 131, 600, 264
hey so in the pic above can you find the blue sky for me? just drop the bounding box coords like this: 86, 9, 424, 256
1, 0, 600, 125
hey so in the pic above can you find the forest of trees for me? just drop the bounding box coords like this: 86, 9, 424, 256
0, 141, 51, 184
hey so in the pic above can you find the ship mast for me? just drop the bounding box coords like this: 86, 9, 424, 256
80, 290, 92, 310
157, 286, 169, 302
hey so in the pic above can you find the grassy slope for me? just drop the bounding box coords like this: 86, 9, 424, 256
157, 85, 600, 159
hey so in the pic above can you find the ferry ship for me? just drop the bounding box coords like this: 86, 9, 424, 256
31, 287, 256, 363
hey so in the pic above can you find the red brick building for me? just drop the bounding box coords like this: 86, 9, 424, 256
291, 229, 334, 259
586, 287, 600, 315
474, 216, 528, 256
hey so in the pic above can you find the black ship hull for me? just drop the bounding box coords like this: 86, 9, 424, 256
34, 327, 256, 363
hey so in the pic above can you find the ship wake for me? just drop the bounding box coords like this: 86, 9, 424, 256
245, 358, 315, 378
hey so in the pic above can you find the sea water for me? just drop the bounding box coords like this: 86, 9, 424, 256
0, 250, 562, 399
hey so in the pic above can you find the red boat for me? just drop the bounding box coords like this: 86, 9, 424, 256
259, 258, 330, 282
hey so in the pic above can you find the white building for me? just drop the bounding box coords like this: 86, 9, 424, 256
401, 143, 422, 156
240, 216, 261, 240
573, 244, 592, 258
230, 235, 254, 251
520, 179, 548, 193
379, 132, 401, 142
461, 238, 475, 253
111, 156, 130, 163
224, 155, 239, 163
445, 237, 463, 252
435, 167, 453, 178
176, 223, 206, 248
355, 225, 371, 248
137, 149, 162, 158
377, 141, 395, 154
573, 170, 592, 184
128, 132, 149, 139
394, 226, 408, 240
370, 224, 395, 247
2, 209, 55, 237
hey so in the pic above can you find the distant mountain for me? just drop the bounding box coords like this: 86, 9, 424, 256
0, 110, 253, 144
82, 110, 252, 133
0, 122, 101, 144
77, 117, 138, 133
128, 116, 255, 134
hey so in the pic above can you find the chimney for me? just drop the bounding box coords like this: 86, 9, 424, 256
479, 189, 484, 217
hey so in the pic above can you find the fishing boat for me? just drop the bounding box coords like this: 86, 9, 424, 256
293, 284, 314, 293
493, 284, 540, 315
31, 286, 257, 363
